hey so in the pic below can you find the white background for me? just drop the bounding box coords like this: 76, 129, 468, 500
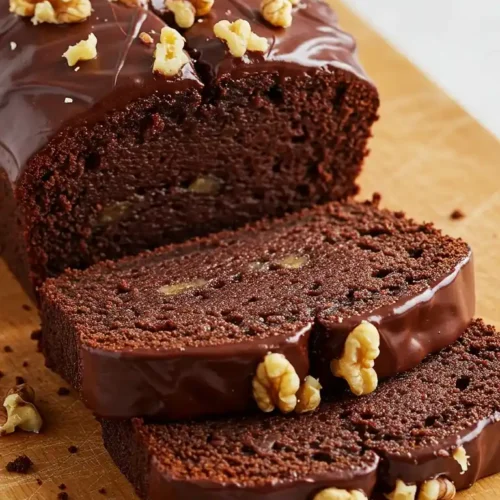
347, 0, 500, 139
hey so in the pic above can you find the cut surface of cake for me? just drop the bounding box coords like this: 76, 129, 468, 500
40, 200, 474, 420
101, 320, 500, 500
0, 0, 379, 297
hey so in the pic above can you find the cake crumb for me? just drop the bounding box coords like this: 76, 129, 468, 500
36, 478, 43, 485
22, 304, 32, 311
58, 492, 69, 500
98, 488, 107, 495
6, 455, 33, 474
10, 41, 17, 50
64, 98, 74, 104
31, 330, 42, 341
68, 445, 78, 454
450, 209, 465, 220
15, 376, 25, 385
59, 483, 67, 490
23, 361, 29, 367
0, 370, 4, 378
4, 345, 13, 353
57, 387, 71, 396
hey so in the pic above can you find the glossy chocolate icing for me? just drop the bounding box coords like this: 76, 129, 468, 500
79, 252, 474, 420
0, 0, 367, 183
148, 459, 379, 500
153, 0, 368, 82
314, 251, 475, 387
379, 414, 500, 494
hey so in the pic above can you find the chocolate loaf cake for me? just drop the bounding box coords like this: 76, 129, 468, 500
0, 0, 379, 298
40, 200, 474, 420
101, 319, 500, 500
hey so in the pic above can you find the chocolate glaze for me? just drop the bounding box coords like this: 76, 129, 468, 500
313, 251, 474, 389
378, 413, 500, 494
147, 461, 379, 500
81, 323, 312, 420
157, 0, 368, 82
78, 252, 473, 420
0, 0, 368, 183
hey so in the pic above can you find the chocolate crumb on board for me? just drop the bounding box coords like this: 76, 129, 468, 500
36, 478, 43, 485
22, 304, 32, 311
68, 445, 78, 454
15, 376, 25, 385
4, 345, 13, 353
98, 488, 107, 495
58, 492, 69, 500
59, 483, 67, 490
450, 209, 465, 220
57, 387, 71, 396
30, 329, 42, 341
6, 455, 33, 473
0, 370, 4, 378
23, 361, 29, 367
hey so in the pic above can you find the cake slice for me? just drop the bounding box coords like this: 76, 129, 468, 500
101, 320, 500, 499
40, 200, 474, 420
0, 0, 378, 298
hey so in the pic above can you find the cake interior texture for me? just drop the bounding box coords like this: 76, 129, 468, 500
42, 201, 469, 352
0, 0, 379, 296
101, 320, 500, 499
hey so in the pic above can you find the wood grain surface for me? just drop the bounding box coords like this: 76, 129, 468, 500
1, 1, 499, 498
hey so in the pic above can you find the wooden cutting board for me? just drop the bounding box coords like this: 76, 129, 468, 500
1, 2, 499, 498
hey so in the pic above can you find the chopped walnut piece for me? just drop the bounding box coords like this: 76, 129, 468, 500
295, 375, 321, 414
167, 0, 196, 29
159, 279, 207, 296
0, 384, 43, 436
314, 488, 367, 500
252, 353, 300, 413
190, 0, 214, 16
23, 0, 92, 25
139, 32, 154, 45
277, 254, 308, 269
188, 176, 221, 195
418, 478, 456, 500
385, 480, 417, 500
331, 321, 380, 396
214, 19, 269, 58
63, 33, 98, 67
261, 0, 293, 28
452, 446, 469, 473
9, 0, 35, 17
153, 27, 190, 77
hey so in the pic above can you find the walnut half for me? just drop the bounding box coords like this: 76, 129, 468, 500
252, 353, 321, 414
0, 384, 43, 436
331, 321, 380, 396
314, 487, 367, 500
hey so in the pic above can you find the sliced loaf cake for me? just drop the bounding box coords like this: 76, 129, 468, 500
40, 200, 474, 420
